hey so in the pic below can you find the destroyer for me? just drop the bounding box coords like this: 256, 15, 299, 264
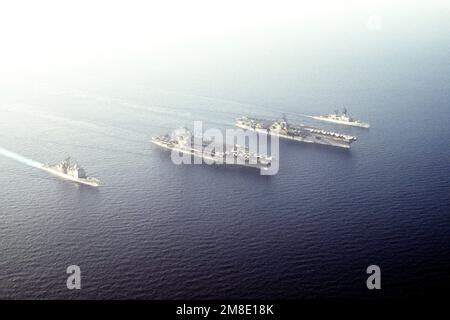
309, 108, 370, 128
42, 157, 100, 187
151, 130, 273, 172
236, 116, 356, 149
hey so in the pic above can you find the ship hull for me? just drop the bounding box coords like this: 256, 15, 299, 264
236, 124, 353, 149
311, 116, 370, 128
151, 139, 271, 171
41, 166, 100, 187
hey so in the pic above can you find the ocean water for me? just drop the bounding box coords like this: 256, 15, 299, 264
1, 14, 450, 300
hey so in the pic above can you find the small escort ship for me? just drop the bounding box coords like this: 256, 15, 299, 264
309, 108, 370, 128
151, 130, 273, 172
41, 157, 100, 187
236, 116, 357, 149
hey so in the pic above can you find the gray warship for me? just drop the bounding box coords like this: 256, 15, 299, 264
236, 116, 357, 149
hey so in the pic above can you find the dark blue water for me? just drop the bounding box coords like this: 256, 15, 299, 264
1, 10, 450, 300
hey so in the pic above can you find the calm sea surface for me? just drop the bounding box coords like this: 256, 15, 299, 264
1, 18, 450, 299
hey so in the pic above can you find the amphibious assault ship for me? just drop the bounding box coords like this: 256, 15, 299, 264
309, 108, 370, 128
151, 130, 273, 171
236, 116, 357, 149
41, 157, 100, 187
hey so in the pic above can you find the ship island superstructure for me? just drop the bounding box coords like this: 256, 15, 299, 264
309, 108, 370, 128
236, 116, 357, 149
151, 130, 273, 171
41, 157, 100, 187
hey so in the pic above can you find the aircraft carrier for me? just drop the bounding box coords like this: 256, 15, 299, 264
42, 157, 100, 187
236, 116, 357, 149
151, 130, 273, 171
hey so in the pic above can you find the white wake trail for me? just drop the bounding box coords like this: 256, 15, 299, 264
0, 147, 43, 169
